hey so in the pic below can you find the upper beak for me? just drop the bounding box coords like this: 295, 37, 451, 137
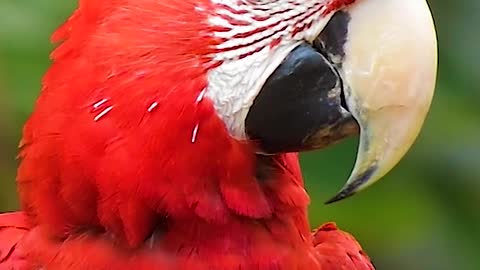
326, 0, 438, 203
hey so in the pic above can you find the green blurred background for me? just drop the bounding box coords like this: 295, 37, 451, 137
0, 1, 479, 269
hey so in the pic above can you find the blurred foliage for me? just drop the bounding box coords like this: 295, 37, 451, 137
0, 1, 479, 269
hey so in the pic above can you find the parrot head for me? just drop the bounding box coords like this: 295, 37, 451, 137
17, 0, 437, 254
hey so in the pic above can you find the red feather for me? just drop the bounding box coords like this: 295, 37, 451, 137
0, 212, 29, 270
324, 0, 357, 15
7, 0, 374, 269
314, 223, 374, 270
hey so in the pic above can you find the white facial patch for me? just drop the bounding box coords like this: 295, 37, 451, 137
204, 0, 335, 139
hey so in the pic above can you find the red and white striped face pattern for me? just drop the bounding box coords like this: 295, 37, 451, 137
204, 0, 356, 138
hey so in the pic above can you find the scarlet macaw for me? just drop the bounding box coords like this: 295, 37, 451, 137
0, 0, 437, 269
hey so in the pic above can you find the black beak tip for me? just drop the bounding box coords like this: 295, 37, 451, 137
324, 166, 378, 204
324, 189, 356, 204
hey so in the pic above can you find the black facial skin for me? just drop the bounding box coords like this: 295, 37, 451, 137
245, 11, 356, 154
314, 11, 351, 66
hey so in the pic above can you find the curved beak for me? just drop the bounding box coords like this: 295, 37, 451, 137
326, 0, 438, 203
245, 0, 437, 203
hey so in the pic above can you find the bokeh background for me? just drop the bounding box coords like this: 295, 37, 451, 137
0, 1, 479, 269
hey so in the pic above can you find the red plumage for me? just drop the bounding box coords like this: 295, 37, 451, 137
1, 0, 373, 269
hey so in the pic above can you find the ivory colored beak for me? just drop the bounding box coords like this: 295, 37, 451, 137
327, 0, 438, 203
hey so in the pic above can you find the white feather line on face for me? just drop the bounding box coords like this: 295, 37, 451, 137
204, 0, 334, 139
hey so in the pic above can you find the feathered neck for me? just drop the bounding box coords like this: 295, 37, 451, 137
16, 1, 326, 268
